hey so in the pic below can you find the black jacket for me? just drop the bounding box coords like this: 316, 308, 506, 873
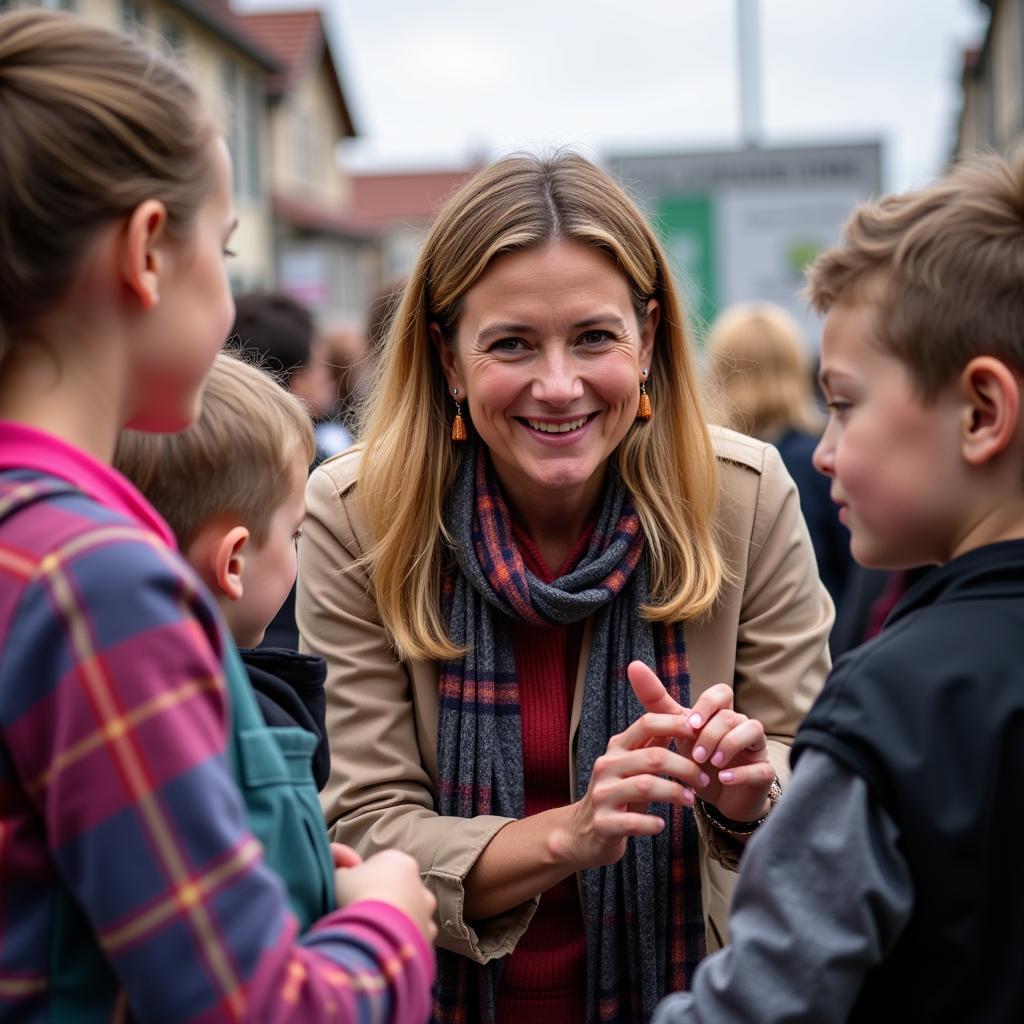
239, 646, 330, 791
794, 539, 1024, 1022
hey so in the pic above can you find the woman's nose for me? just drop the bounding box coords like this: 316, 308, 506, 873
532, 352, 584, 406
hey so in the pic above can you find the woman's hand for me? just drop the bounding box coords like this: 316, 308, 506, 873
333, 848, 438, 943
627, 661, 776, 825
549, 712, 702, 871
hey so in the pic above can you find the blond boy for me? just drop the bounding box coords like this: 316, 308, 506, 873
654, 153, 1024, 1022
116, 351, 330, 786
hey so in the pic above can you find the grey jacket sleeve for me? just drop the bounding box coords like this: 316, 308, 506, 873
653, 748, 913, 1024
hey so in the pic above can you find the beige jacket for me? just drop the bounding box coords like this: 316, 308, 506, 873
297, 426, 832, 964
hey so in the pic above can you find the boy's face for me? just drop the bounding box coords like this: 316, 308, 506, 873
813, 293, 967, 569
233, 459, 307, 648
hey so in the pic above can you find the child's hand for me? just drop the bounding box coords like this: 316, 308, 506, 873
330, 842, 363, 869
627, 661, 775, 825
683, 682, 775, 824
334, 849, 438, 943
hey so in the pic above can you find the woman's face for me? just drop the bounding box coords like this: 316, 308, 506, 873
437, 240, 657, 516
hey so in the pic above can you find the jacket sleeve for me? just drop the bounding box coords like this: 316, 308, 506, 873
2, 529, 434, 1023
297, 462, 537, 963
652, 750, 912, 1023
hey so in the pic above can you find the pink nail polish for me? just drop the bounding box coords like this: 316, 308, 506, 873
719, 771, 734, 783
693, 745, 707, 763
699, 771, 710, 787
711, 752, 725, 768
688, 713, 702, 728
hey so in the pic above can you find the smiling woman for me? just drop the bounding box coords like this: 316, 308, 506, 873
297, 152, 835, 1024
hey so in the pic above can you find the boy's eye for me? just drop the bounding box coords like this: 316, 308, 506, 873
292, 529, 304, 543
223, 247, 238, 259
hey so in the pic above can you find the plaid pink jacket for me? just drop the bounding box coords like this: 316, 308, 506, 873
0, 453, 433, 1022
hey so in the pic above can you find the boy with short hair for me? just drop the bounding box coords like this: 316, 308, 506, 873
115, 351, 330, 788
653, 152, 1024, 1022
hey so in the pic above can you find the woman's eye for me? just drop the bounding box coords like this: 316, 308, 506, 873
490, 337, 526, 352
579, 330, 614, 346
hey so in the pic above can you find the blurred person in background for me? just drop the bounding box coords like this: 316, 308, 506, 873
706, 302, 853, 616
316, 324, 367, 453
230, 290, 338, 463
314, 278, 407, 454
297, 152, 833, 1024
366, 274, 408, 361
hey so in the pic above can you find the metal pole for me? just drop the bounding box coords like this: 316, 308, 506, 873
738, 0, 762, 148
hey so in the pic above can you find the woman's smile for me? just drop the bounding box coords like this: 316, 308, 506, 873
517, 412, 599, 441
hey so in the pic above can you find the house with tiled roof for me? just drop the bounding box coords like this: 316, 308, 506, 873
3, 0, 489, 329
955, 1, 1020, 159
235, 6, 377, 326
3, 0, 280, 290
5, 0, 381, 325
345, 167, 481, 277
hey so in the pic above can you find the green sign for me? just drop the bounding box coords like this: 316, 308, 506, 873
656, 194, 716, 337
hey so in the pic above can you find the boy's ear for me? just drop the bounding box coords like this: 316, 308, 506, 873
120, 199, 170, 311
959, 356, 1021, 466
213, 525, 250, 602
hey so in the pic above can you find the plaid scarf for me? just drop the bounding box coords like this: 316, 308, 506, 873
434, 441, 704, 1024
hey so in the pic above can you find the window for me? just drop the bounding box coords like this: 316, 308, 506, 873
222, 60, 263, 200
245, 75, 262, 197
161, 16, 184, 52
222, 60, 243, 196
292, 107, 313, 187
121, 0, 145, 32
10, 0, 78, 8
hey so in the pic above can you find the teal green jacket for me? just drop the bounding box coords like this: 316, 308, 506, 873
222, 641, 335, 929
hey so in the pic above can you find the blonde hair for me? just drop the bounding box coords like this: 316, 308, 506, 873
357, 152, 726, 662
706, 302, 820, 439
807, 150, 1024, 398
0, 8, 217, 359
115, 352, 315, 549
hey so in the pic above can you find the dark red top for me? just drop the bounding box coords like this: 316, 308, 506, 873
494, 525, 589, 1024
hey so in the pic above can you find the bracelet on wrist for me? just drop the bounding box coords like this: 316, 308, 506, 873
698, 776, 782, 839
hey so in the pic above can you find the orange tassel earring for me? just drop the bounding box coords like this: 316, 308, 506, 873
636, 369, 652, 421
450, 387, 467, 442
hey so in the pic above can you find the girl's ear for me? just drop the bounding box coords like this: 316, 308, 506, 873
960, 356, 1021, 466
119, 200, 169, 311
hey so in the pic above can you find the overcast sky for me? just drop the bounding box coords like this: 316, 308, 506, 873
238, 0, 989, 194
